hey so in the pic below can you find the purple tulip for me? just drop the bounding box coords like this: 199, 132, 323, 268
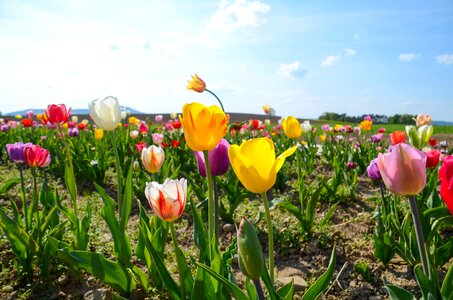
371, 133, 384, 143
1, 124, 9, 132
347, 161, 356, 169
68, 127, 79, 137
367, 158, 382, 181
194, 138, 230, 177
6, 142, 33, 163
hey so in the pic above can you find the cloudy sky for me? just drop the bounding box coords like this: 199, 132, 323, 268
1, 0, 453, 121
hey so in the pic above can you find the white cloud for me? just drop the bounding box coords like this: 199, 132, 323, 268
436, 54, 453, 65
398, 53, 420, 62
321, 55, 341, 67
344, 49, 357, 56
276, 61, 308, 78
208, 0, 271, 32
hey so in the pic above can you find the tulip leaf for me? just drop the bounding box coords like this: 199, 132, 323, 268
301, 245, 336, 300
57, 249, 135, 296
319, 202, 338, 226
190, 195, 209, 264
435, 238, 453, 267
0, 177, 20, 196
64, 163, 77, 203
245, 279, 258, 300
442, 263, 453, 299
277, 280, 295, 300
120, 163, 133, 234
195, 262, 249, 300
260, 268, 280, 300
383, 279, 416, 300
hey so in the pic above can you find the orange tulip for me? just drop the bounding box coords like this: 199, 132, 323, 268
186, 74, 206, 93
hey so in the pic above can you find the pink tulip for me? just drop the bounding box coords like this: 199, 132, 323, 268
152, 133, 164, 145
155, 114, 163, 123
377, 143, 427, 195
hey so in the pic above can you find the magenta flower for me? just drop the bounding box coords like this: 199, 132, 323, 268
152, 133, 164, 145
1, 124, 8, 132
371, 133, 384, 143
155, 114, 163, 123
6, 142, 33, 164
377, 143, 427, 195
367, 158, 382, 181
194, 138, 230, 177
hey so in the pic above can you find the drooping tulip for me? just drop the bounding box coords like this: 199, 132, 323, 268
367, 158, 382, 181
44, 104, 70, 125
186, 74, 206, 93
89, 96, 122, 130
24, 144, 51, 167
180, 102, 228, 151
194, 138, 230, 177
282, 116, 302, 139
237, 218, 265, 280
390, 131, 406, 145
377, 143, 427, 196
262, 105, 271, 115
6, 142, 33, 163
425, 150, 441, 169
141, 145, 165, 173
228, 137, 297, 193
439, 156, 453, 216
145, 178, 187, 222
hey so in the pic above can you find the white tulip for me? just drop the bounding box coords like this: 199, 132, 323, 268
301, 121, 312, 133
89, 96, 122, 130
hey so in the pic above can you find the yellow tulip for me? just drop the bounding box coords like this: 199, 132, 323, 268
180, 102, 228, 151
94, 128, 104, 140
228, 137, 297, 193
281, 116, 302, 139
359, 120, 372, 131
15, 114, 23, 119
128, 116, 140, 126
319, 134, 327, 142
186, 74, 206, 93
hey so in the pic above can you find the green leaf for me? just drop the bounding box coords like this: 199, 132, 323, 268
442, 262, 453, 299
190, 196, 209, 264
195, 262, 249, 300
384, 282, 416, 300
277, 280, 295, 300
64, 163, 77, 203
57, 249, 135, 296
275, 200, 303, 223
301, 245, 336, 300
120, 164, 133, 233
245, 278, 258, 300
260, 268, 280, 300
319, 202, 338, 227
0, 178, 20, 196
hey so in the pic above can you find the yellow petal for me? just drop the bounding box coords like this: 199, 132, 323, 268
275, 145, 297, 172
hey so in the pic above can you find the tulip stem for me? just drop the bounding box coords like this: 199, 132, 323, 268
203, 150, 216, 257
112, 131, 123, 213
58, 125, 77, 211
170, 222, 185, 300
18, 164, 29, 232
253, 279, 265, 300
379, 182, 388, 220
408, 196, 429, 275
213, 179, 220, 241
205, 89, 225, 113
296, 148, 304, 214
261, 191, 274, 283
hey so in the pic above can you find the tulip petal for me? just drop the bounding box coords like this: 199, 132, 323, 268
275, 145, 297, 172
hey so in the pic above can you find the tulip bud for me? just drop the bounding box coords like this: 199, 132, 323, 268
301, 121, 312, 133
89, 96, 122, 130
141, 145, 165, 173
406, 125, 434, 150
186, 74, 206, 93
133, 160, 140, 171
94, 128, 104, 140
1, 124, 9, 132
130, 130, 139, 139
194, 139, 230, 177
366, 158, 381, 181
282, 116, 302, 139
264, 119, 271, 126
170, 112, 177, 119
390, 130, 406, 145
425, 150, 440, 168
237, 218, 265, 280
72, 116, 79, 123
155, 114, 163, 122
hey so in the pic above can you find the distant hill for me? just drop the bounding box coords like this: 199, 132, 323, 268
4, 106, 144, 116
432, 120, 453, 126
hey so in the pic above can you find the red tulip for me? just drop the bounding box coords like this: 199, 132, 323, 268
378, 127, 386, 133
24, 144, 51, 167
172, 140, 180, 148
429, 138, 437, 147
21, 118, 33, 128
172, 120, 181, 129
426, 150, 441, 168
135, 141, 147, 153
439, 156, 453, 216
44, 104, 70, 125
390, 130, 406, 145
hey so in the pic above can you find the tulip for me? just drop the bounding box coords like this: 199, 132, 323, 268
359, 120, 372, 131
135, 141, 147, 153
321, 124, 331, 132
364, 115, 373, 121
172, 120, 182, 129
186, 74, 206, 93
378, 128, 386, 133
228, 137, 297, 194
21, 118, 33, 128
262, 104, 271, 115
180, 102, 228, 151
141, 145, 164, 173
1, 124, 9, 132
439, 156, 453, 216
194, 139, 230, 177
44, 104, 70, 125
155, 114, 163, 122
71, 116, 78, 123
26, 110, 34, 119
237, 218, 265, 280
36, 113, 43, 121
377, 143, 427, 196
390, 130, 406, 145
415, 113, 431, 127
264, 119, 271, 126
301, 121, 312, 133
172, 140, 180, 148
6, 142, 33, 163
138, 121, 149, 134
170, 112, 177, 119
354, 126, 361, 134
89, 96, 122, 130
281, 116, 302, 139
94, 128, 104, 140
429, 138, 437, 147
406, 125, 433, 149
15, 114, 22, 119
347, 161, 356, 169
130, 130, 139, 139
68, 127, 79, 137
334, 124, 343, 133
319, 134, 326, 142
145, 178, 187, 222
367, 158, 382, 181
24, 144, 51, 167
344, 125, 353, 133
425, 150, 440, 169
152, 133, 164, 145
371, 133, 384, 143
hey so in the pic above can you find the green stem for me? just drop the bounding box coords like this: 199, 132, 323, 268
261, 191, 274, 283
170, 222, 185, 300
205, 89, 225, 112
203, 150, 216, 258
58, 126, 77, 211
296, 147, 304, 213
18, 164, 29, 232
408, 196, 429, 275
253, 279, 265, 300
112, 131, 123, 212
213, 178, 219, 240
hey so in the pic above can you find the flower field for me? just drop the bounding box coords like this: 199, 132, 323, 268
0, 77, 452, 300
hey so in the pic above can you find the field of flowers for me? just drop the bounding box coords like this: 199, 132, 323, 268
0, 75, 452, 300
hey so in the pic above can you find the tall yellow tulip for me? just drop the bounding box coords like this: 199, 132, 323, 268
180, 102, 228, 151
282, 116, 302, 139
228, 137, 297, 194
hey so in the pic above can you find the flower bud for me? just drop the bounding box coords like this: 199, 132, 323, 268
237, 218, 265, 280
141, 145, 165, 173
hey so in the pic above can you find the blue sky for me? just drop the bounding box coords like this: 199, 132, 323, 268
1, 0, 452, 121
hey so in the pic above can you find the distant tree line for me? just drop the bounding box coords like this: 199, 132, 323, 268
318, 112, 416, 124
